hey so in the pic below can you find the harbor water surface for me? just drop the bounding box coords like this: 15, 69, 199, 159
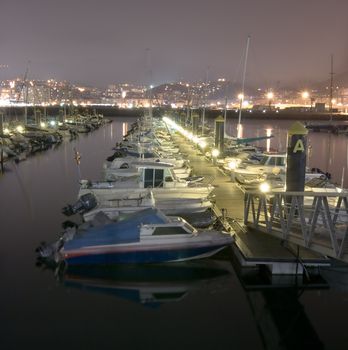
1, 116, 348, 349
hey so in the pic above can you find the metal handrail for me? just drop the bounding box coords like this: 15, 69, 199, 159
244, 190, 348, 262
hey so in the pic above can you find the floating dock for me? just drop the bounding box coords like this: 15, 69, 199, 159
172, 132, 330, 275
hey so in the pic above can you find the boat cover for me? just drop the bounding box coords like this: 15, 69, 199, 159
64, 208, 167, 251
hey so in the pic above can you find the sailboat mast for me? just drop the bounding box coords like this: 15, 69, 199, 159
223, 95, 227, 124
23, 61, 30, 126
146, 48, 153, 121
329, 54, 334, 113
237, 35, 250, 137
201, 67, 209, 136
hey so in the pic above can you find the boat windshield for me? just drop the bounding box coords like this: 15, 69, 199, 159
259, 156, 285, 166
152, 226, 190, 235
183, 222, 197, 234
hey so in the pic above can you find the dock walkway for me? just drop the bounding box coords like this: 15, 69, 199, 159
172, 133, 329, 274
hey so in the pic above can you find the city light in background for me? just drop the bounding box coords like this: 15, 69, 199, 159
0, 77, 347, 112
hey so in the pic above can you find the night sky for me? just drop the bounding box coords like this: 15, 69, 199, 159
0, 0, 347, 87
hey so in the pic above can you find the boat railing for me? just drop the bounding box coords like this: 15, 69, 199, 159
244, 189, 348, 262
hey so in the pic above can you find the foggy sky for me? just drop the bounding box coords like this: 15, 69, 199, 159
0, 0, 347, 88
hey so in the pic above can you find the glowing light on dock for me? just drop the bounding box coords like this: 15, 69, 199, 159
259, 182, 271, 193
211, 149, 220, 157
162, 116, 206, 149
16, 125, 24, 133
228, 160, 238, 170
199, 141, 207, 149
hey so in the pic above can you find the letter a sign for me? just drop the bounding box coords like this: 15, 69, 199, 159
293, 139, 304, 153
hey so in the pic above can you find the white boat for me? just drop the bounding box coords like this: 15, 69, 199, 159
79, 161, 215, 204
233, 153, 287, 184
63, 188, 213, 226
106, 148, 186, 168
82, 195, 213, 222
103, 157, 192, 180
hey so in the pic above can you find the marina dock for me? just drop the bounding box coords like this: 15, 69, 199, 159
172, 132, 330, 275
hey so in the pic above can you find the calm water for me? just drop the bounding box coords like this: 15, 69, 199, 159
1, 116, 348, 350
225, 118, 348, 187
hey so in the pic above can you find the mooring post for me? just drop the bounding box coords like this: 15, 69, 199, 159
214, 115, 225, 155
286, 121, 308, 192
0, 110, 3, 135
192, 113, 199, 136
180, 113, 186, 127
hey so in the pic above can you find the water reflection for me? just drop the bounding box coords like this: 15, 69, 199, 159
266, 128, 272, 152
122, 122, 128, 137
39, 259, 233, 307
247, 288, 324, 349
225, 118, 348, 186
233, 264, 327, 349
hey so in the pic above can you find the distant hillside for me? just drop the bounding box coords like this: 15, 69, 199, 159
314, 71, 348, 90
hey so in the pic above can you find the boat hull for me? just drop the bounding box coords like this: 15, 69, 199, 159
63, 243, 230, 265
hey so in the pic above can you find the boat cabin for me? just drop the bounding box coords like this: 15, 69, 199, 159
258, 154, 286, 167
137, 162, 177, 188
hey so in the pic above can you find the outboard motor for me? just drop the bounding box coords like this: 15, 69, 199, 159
62, 193, 98, 216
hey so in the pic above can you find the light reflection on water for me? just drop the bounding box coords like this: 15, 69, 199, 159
0, 118, 260, 349
225, 118, 348, 187
0, 117, 348, 349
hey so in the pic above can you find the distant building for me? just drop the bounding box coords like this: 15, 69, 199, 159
314, 102, 326, 112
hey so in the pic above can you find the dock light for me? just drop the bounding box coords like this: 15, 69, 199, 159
192, 136, 199, 144
199, 141, 207, 149
3, 128, 10, 134
211, 148, 220, 158
50, 120, 56, 126
228, 160, 238, 170
260, 182, 271, 193
64, 119, 69, 123
16, 125, 24, 133
40, 122, 46, 128
58, 122, 63, 126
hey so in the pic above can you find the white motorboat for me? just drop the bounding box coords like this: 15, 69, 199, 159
233, 153, 287, 184
103, 157, 192, 181
79, 162, 214, 204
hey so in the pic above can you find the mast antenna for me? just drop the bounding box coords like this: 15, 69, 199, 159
237, 35, 250, 138
329, 54, 334, 115
145, 48, 153, 120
